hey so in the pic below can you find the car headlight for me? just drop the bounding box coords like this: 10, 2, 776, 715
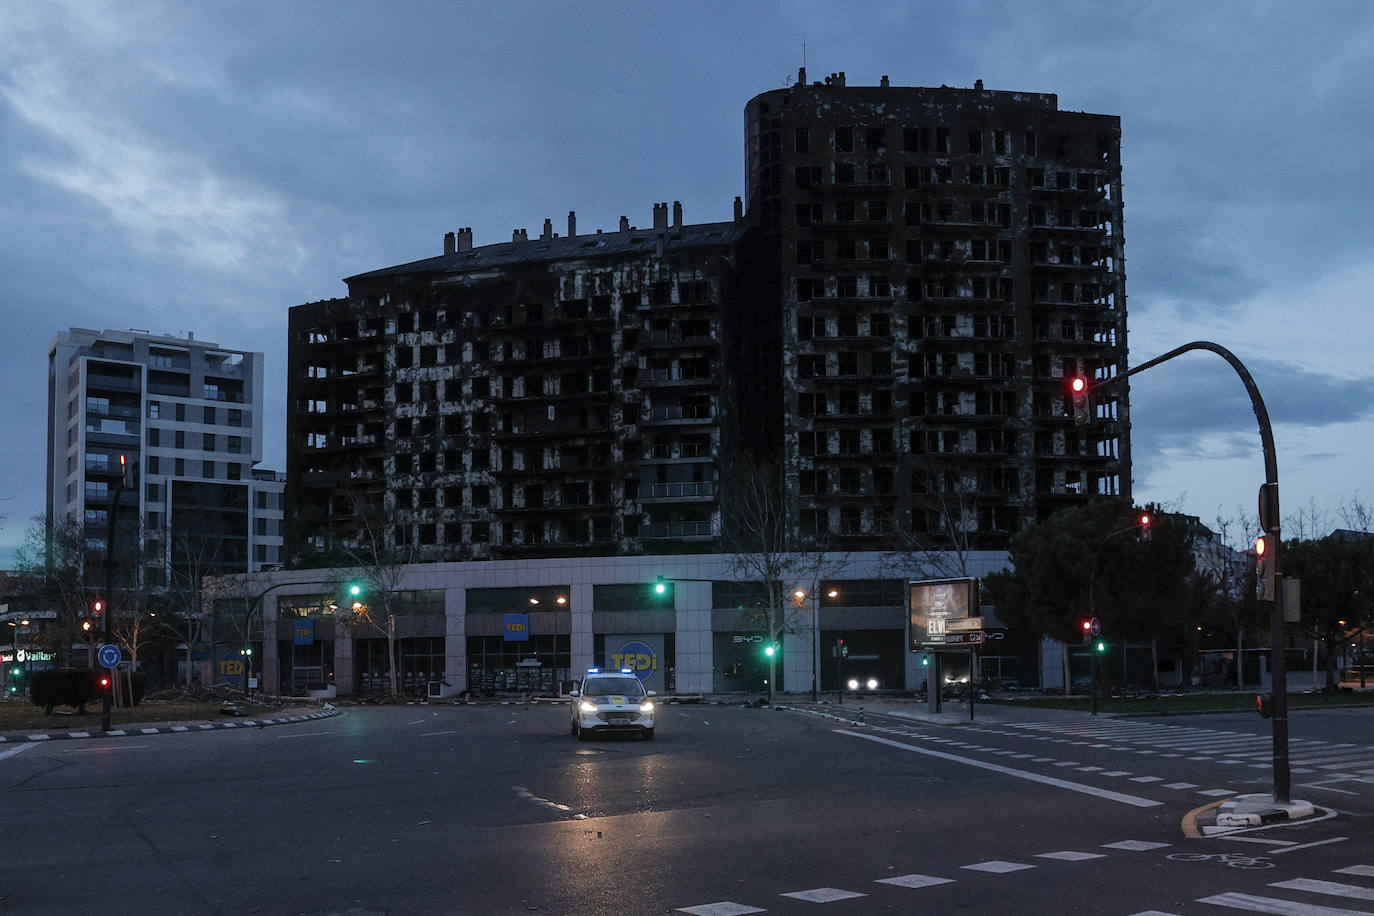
579, 700, 598, 713
638, 700, 654, 713
847, 678, 859, 690
866, 678, 878, 690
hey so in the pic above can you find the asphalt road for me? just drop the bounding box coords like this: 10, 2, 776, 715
1, 700, 1370, 915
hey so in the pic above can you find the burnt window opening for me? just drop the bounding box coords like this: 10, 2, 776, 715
967, 129, 983, 154
835, 126, 854, 152
795, 127, 810, 153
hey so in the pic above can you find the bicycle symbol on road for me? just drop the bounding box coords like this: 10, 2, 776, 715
1167, 852, 1274, 870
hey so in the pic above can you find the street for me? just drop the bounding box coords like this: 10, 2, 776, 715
0, 701, 1370, 915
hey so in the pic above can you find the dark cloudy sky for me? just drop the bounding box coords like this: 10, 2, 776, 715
2, 1, 1371, 562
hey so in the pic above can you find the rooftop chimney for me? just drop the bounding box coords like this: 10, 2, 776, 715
568, 210, 577, 238
619, 215, 630, 231
541, 218, 553, 241
798, 66, 806, 85
881, 75, 890, 88
672, 200, 683, 228
512, 228, 528, 243
457, 228, 473, 251
734, 196, 744, 222
444, 231, 456, 256
653, 202, 669, 230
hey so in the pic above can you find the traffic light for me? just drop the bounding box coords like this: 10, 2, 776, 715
1255, 535, 1275, 601
653, 577, 668, 596
1137, 512, 1152, 541
763, 643, 778, 658
92, 600, 103, 615
1095, 639, 1107, 654
98, 673, 111, 691
1069, 376, 1090, 425
1256, 693, 1273, 718
1080, 618, 1093, 643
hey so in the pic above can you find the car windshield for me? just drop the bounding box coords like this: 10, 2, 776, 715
583, 677, 645, 698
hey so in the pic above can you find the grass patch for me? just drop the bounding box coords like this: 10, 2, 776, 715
984, 690, 1374, 715
0, 695, 290, 733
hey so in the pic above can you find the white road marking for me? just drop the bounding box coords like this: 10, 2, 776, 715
876, 874, 954, 888
1269, 878, 1374, 900
0, 744, 36, 761
962, 860, 1034, 873
1269, 837, 1349, 855
676, 904, 765, 916
782, 888, 866, 902
1037, 851, 1106, 861
1198, 891, 1374, 915
835, 730, 1164, 808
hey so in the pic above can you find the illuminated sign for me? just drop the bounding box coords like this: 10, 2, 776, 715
610, 640, 658, 682
503, 613, 530, 642
909, 578, 979, 650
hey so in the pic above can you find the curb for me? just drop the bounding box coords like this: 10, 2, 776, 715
1212, 793, 1317, 828
0, 705, 339, 744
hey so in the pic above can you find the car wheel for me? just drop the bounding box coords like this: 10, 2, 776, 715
642, 728, 654, 741
576, 723, 588, 741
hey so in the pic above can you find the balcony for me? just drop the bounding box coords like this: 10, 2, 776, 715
638, 482, 716, 501
641, 521, 714, 539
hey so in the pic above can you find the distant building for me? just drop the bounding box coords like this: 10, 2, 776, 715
46, 328, 284, 583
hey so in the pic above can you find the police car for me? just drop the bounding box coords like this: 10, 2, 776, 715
569, 668, 656, 740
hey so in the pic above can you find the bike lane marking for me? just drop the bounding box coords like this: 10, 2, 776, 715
835, 729, 1163, 808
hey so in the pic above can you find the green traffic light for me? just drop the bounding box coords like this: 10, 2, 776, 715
1095, 640, 1106, 653
764, 644, 776, 657
653, 577, 667, 596
349, 584, 362, 597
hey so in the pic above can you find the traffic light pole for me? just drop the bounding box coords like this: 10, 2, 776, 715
101, 460, 132, 733
1091, 340, 1289, 803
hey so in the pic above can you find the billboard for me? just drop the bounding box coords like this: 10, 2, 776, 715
909, 578, 980, 650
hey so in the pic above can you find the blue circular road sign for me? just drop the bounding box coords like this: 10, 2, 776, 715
98, 644, 122, 669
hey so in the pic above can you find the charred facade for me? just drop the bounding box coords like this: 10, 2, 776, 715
287, 73, 1128, 563
288, 211, 769, 562
748, 71, 1130, 549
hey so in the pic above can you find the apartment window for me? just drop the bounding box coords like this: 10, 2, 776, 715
204, 406, 216, 424
799, 469, 826, 496
203, 433, 216, 451
902, 127, 922, 153
967, 128, 982, 154
148, 427, 160, 447
798, 392, 827, 417
796, 240, 819, 264
795, 203, 823, 226
175, 430, 186, 449
838, 467, 861, 495
794, 127, 810, 153
873, 467, 894, 494
837, 353, 858, 376
796, 277, 824, 301
835, 126, 853, 152
175, 403, 186, 421
228, 409, 242, 427
147, 401, 160, 419
174, 458, 185, 476
835, 161, 855, 184
798, 430, 824, 457
834, 200, 855, 222
798, 355, 826, 379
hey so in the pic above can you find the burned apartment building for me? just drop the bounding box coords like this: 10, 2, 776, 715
287, 205, 772, 562
746, 70, 1130, 547
286, 72, 1128, 564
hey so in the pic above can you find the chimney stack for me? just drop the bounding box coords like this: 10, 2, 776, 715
619, 215, 630, 231
541, 218, 553, 241
672, 200, 683, 227
653, 202, 669, 230
457, 228, 473, 251
734, 197, 744, 222
512, 228, 528, 243
568, 210, 577, 238
444, 231, 456, 256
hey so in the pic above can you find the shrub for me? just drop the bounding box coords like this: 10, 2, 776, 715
28, 669, 147, 715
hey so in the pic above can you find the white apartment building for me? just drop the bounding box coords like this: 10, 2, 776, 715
46, 328, 284, 581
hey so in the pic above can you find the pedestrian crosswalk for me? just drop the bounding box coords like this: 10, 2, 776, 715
996, 720, 1374, 781
677, 844, 1374, 915
1133, 864, 1374, 915
674, 836, 1173, 915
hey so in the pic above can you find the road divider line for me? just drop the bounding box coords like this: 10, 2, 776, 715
0, 743, 36, 761
834, 730, 1163, 808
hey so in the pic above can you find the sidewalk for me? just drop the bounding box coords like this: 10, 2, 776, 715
0, 704, 338, 744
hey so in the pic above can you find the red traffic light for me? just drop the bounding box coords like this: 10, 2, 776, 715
1256, 693, 1273, 718
98, 675, 111, 690
1255, 535, 1268, 557
93, 600, 103, 614
1081, 619, 1092, 632
1068, 376, 1090, 425
1138, 513, 1151, 528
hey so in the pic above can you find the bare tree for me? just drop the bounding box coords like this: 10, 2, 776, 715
720, 448, 846, 704
875, 452, 988, 582
339, 493, 419, 697
11, 515, 95, 667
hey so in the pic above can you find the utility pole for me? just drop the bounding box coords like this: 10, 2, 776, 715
101, 456, 134, 732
